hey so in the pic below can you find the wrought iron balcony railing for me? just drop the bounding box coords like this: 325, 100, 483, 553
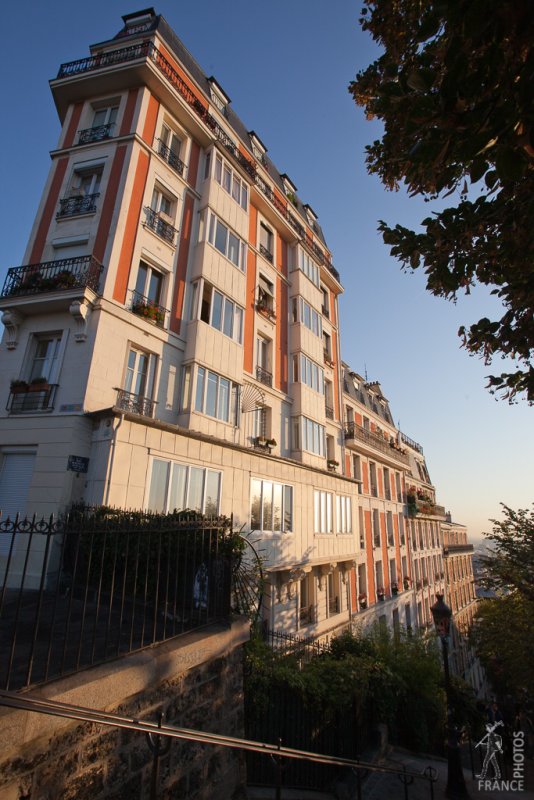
344, 422, 410, 465
259, 244, 273, 263
57, 193, 99, 217
143, 207, 178, 244
56, 40, 342, 283
255, 366, 273, 387
1, 256, 103, 298
299, 605, 314, 625
78, 123, 114, 145
7, 384, 58, 414
400, 431, 424, 454
156, 139, 185, 176
115, 389, 156, 417
129, 290, 168, 328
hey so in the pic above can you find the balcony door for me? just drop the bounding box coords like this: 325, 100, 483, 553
125, 347, 155, 399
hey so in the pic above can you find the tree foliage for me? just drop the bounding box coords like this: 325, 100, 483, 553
350, 0, 534, 402
473, 504, 534, 697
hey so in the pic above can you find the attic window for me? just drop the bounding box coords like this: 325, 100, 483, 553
281, 173, 298, 196
249, 131, 267, 164
208, 77, 231, 111
304, 204, 318, 226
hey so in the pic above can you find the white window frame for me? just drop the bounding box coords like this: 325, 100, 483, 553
292, 297, 322, 338
147, 458, 222, 515
292, 353, 324, 394
250, 477, 293, 533
124, 345, 157, 399
314, 490, 333, 534
298, 248, 320, 287
214, 153, 248, 210
336, 495, 352, 534
195, 279, 244, 344
194, 366, 240, 425
207, 211, 247, 271
295, 416, 325, 456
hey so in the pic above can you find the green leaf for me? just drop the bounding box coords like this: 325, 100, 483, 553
495, 148, 526, 182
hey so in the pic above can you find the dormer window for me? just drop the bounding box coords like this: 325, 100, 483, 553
281, 173, 298, 198
249, 131, 267, 164
304, 204, 318, 226
208, 77, 231, 112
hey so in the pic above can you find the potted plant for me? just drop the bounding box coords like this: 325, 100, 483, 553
10, 379, 29, 393
358, 593, 367, 609
327, 459, 339, 470
29, 376, 50, 391
416, 580, 422, 590
266, 438, 277, 448
403, 576, 411, 590
254, 435, 268, 447
391, 582, 399, 595
377, 586, 385, 601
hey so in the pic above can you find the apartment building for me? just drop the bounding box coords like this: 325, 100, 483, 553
0, 8, 458, 642
442, 517, 485, 695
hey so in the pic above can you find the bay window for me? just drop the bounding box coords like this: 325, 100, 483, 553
195, 366, 240, 424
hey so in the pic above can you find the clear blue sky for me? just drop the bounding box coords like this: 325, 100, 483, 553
1, 1, 532, 541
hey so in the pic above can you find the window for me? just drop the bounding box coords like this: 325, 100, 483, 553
386, 511, 394, 545
336, 495, 352, 533
323, 331, 332, 361
207, 212, 246, 271
292, 353, 324, 394
292, 297, 322, 337
369, 462, 377, 496
134, 260, 163, 305
259, 223, 274, 262
327, 571, 340, 615
79, 104, 118, 143
321, 285, 329, 315
384, 467, 391, 500
324, 380, 333, 418
353, 455, 362, 493
29, 335, 62, 383
58, 165, 103, 216
314, 490, 333, 533
375, 561, 384, 593
399, 513, 406, 545
151, 187, 175, 221
358, 506, 365, 549
256, 337, 272, 385
298, 248, 319, 287
124, 346, 156, 399
299, 574, 314, 625
252, 405, 268, 439
257, 274, 275, 314
147, 459, 221, 514
251, 478, 293, 532
373, 508, 381, 547
158, 123, 184, 175
294, 416, 325, 456
389, 558, 397, 585
195, 281, 243, 344
214, 154, 248, 209
93, 105, 118, 128
195, 366, 239, 424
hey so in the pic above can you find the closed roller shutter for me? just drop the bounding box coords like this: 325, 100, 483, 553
0, 452, 36, 555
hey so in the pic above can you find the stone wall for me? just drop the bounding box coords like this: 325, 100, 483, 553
0, 619, 249, 800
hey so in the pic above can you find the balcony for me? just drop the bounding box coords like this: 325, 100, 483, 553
323, 350, 335, 368
325, 404, 334, 420
57, 193, 99, 217
156, 138, 185, 176
78, 123, 114, 145
256, 290, 276, 321
407, 494, 446, 519
1, 256, 103, 300
255, 365, 272, 387
143, 207, 178, 245
344, 422, 410, 466
444, 543, 475, 555
259, 244, 273, 263
115, 389, 156, 417
7, 383, 58, 414
129, 290, 168, 328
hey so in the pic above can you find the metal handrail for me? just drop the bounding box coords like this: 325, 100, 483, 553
0, 690, 439, 799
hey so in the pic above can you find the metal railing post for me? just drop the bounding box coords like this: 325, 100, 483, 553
146, 710, 171, 800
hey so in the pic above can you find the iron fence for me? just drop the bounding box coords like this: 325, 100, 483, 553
0, 508, 233, 690
1, 255, 103, 298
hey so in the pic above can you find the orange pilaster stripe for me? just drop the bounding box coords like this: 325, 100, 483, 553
344, 453, 351, 477
244, 206, 258, 374
119, 88, 139, 136
112, 149, 150, 303
142, 94, 159, 145
188, 140, 200, 189
93, 146, 127, 263
29, 158, 69, 264
362, 462, 369, 494
63, 103, 83, 148
378, 468, 384, 498
170, 193, 194, 335
365, 510, 375, 601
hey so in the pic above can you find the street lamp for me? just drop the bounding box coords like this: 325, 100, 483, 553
431, 594, 470, 799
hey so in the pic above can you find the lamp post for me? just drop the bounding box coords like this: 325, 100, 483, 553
430, 594, 470, 799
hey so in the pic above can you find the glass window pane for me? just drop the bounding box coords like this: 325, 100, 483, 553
223, 165, 232, 193
147, 459, 169, 512
223, 298, 234, 338
211, 291, 223, 330
204, 471, 220, 515
168, 464, 187, 511
314, 491, 320, 532
234, 306, 243, 344
188, 467, 204, 512
214, 220, 227, 254
135, 263, 148, 296
284, 486, 293, 531
228, 232, 239, 266
251, 478, 262, 530
147, 270, 162, 304
215, 155, 222, 184
273, 483, 282, 531
218, 377, 230, 421
262, 481, 273, 530
134, 353, 149, 396
241, 184, 248, 210
206, 371, 218, 417
327, 493, 333, 533
195, 367, 205, 412
320, 492, 326, 533
232, 176, 240, 202
303, 302, 311, 329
